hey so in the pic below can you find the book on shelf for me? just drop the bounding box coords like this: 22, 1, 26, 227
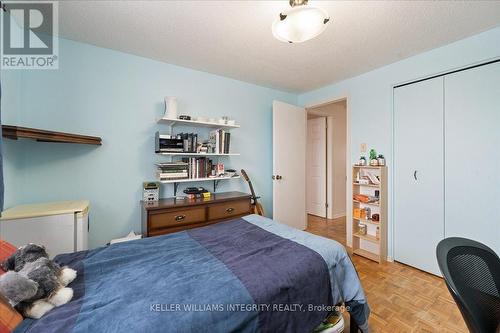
156, 162, 188, 167
157, 173, 188, 181
158, 133, 198, 153
209, 129, 231, 154
179, 133, 197, 153
157, 171, 188, 177
179, 157, 218, 179
220, 130, 224, 154
209, 131, 219, 154
158, 131, 231, 154
156, 162, 189, 180
224, 132, 230, 154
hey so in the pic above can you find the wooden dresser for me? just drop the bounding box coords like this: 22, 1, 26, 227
141, 191, 252, 237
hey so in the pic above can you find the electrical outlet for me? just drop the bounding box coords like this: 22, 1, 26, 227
360, 143, 367, 153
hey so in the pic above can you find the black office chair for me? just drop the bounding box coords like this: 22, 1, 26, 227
436, 237, 500, 333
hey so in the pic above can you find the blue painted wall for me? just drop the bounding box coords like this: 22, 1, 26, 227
1, 70, 25, 208
2, 25, 499, 252
297, 26, 500, 258
1, 37, 296, 247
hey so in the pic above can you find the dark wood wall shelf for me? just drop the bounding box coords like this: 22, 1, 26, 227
2, 125, 102, 145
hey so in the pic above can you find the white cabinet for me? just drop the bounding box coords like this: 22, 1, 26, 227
0, 201, 89, 258
394, 77, 444, 276
394, 61, 500, 275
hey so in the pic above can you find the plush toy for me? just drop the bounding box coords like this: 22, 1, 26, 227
0, 244, 77, 319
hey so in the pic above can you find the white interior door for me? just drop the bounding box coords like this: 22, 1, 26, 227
273, 100, 306, 229
394, 77, 444, 276
445, 62, 500, 254
307, 117, 327, 217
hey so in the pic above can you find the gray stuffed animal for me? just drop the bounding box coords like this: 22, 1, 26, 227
0, 244, 77, 319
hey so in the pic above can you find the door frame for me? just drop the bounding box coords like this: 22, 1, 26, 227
305, 96, 351, 247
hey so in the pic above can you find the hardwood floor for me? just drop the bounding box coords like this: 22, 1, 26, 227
305, 214, 468, 333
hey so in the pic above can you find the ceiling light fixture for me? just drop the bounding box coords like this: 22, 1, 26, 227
272, 0, 330, 44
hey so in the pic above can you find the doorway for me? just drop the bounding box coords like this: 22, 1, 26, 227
306, 99, 347, 243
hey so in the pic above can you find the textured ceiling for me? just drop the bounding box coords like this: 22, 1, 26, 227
56, 1, 500, 92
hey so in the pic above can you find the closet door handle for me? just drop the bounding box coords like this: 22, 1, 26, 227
413, 170, 418, 181
226, 207, 235, 214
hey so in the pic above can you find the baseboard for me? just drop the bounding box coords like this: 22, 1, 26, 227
332, 212, 346, 219
307, 213, 327, 218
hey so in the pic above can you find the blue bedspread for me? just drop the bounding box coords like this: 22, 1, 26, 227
16, 214, 369, 333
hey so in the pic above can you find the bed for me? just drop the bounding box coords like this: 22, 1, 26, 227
15, 214, 370, 333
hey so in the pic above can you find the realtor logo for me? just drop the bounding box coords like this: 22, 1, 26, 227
1, 1, 58, 69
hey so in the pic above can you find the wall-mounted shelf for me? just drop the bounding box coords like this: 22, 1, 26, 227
160, 176, 241, 195
159, 175, 240, 184
157, 117, 240, 129
157, 152, 240, 156
2, 125, 102, 145
155, 114, 240, 196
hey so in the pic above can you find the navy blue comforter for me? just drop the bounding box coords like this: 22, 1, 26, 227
16, 215, 369, 333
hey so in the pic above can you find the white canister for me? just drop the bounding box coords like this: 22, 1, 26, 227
164, 97, 178, 119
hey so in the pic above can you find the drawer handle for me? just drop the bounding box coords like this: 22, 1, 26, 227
226, 207, 235, 214
175, 214, 186, 222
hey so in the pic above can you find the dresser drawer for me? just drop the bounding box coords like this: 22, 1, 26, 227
149, 207, 206, 230
208, 200, 251, 220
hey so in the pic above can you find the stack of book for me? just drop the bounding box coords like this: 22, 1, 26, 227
209, 129, 231, 154
177, 133, 198, 153
156, 162, 189, 181
181, 157, 216, 179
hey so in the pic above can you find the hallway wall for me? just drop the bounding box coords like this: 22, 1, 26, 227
307, 101, 347, 219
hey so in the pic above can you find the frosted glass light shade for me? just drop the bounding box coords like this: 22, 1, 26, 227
272, 6, 330, 43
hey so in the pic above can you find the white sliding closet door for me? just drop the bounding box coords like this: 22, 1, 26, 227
444, 62, 500, 254
394, 77, 444, 276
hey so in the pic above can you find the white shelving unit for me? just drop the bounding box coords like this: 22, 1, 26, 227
352, 165, 387, 263
157, 117, 240, 129
157, 116, 240, 195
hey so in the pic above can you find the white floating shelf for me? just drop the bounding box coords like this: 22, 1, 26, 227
157, 152, 240, 156
157, 117, 240, 129
159, 175, 240, 184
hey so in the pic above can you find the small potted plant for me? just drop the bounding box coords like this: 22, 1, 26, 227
377, 154, 385, 166
369, 149, 378, 166
358, 156, 367, 166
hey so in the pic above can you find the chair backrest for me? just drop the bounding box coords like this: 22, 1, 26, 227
436, 237, 500, 333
